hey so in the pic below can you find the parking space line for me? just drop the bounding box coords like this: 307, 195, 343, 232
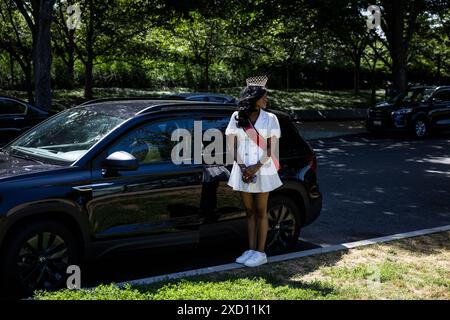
112, 225, 450, 288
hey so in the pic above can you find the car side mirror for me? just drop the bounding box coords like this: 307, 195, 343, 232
101, 151, 139, 172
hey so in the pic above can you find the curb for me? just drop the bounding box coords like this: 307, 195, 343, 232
113, 224, 450, 288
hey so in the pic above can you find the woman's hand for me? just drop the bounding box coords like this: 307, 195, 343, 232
243, 162, 262, 178
238, 163, 247, 172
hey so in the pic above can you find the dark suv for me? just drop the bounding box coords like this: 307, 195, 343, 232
0, 99, 322, 296
366, 86, 450, 138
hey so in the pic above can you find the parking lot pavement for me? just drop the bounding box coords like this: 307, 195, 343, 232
301, 133, 450, 246
296, 120, 366, 140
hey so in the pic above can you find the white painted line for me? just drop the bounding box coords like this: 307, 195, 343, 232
112, 225, 450, 288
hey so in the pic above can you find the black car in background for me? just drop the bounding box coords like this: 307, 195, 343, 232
0, 96, 54, 146
366, 86, 450, 138
0, 99, 322, 297
164, 92, 237, 104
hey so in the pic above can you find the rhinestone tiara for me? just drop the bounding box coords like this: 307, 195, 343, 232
246, 75, 268, 87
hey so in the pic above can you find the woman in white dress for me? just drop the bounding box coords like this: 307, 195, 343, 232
225, 76, 283, 267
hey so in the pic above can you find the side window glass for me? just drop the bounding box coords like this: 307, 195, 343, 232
201, 115, 233, 162
280, 118, 309, 156
104, 118, 195, 165
187, 96, 209, 102
210, 97, 226, 103
0, 99, 26, 115
433, 90, 450, 103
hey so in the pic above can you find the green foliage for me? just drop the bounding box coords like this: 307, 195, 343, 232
0, 0, 449, 102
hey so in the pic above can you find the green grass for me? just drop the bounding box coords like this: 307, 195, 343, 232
33, 231, 450, 300
34, 277, 340, 301
321, 260, 408, 283
0, 87, 384, 112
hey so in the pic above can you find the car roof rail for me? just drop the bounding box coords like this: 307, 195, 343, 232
137, 102, 238, 115
77, 96, 183, 106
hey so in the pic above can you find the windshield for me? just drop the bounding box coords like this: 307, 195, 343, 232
4, 107, 126, 164
420, 88, 435, 102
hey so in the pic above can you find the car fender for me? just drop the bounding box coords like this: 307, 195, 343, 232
0, 199, 91, 250
410, 111, 429, 124
271, 178, 310, 214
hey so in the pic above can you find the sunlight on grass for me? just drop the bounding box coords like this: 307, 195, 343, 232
0, 87, 384, 112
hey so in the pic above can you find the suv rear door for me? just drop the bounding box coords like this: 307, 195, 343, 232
197, 111, 247, 240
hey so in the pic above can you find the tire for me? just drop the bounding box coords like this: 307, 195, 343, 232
412, 118, 429, 139
265, 195, 302, 255
0, 220, 80, 298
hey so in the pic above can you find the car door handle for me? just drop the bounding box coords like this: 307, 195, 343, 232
13, 117, 25, 121
73, 183, 115, 192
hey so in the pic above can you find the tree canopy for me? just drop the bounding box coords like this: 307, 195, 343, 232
0, 0, 449, 107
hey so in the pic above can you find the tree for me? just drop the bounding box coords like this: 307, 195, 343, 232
0, 0, 34, 102
13, 0, 56, 109
378, 0, 449, 92
52, 0, 78, 88
307, 0, 370, 94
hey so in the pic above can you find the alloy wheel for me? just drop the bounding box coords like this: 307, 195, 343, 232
16, 232, 69, 291
266, 204, 297, 252
415, 120, 427, 137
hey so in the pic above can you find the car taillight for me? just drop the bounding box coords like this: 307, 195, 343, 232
308, 154, 317, 173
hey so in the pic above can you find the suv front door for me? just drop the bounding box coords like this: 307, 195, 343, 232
87, 117, 203, 247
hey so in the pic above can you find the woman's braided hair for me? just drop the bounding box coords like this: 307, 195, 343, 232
235, 85, 267, 128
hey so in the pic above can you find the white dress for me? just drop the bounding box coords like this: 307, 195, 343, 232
225, 109, 283, 193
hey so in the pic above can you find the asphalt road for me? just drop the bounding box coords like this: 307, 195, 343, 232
83, 130, 450, 287
301, 132, 450, 245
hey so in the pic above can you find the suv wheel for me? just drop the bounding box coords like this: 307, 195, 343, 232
265, 195, 302, 254
412, 118, 428, 138
0, 220, 80, 298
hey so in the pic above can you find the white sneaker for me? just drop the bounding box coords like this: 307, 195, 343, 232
244, 251, 267, 267
235, 250, 256, 264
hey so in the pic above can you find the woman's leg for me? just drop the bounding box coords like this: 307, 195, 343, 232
254, 192, 270, 252
240, 191, 257, 250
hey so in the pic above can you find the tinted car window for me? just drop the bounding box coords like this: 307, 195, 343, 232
433, 90, 450, 103
282, 118, 312, 157
104, 118, 195, 165
203, 113, 311, 160
0, 99, 26, 115
208, 96, 228, 103
187, 96, 209, 102
200, 115, 230, 162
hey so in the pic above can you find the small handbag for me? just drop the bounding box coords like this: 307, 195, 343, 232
202, 165, 231, 183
